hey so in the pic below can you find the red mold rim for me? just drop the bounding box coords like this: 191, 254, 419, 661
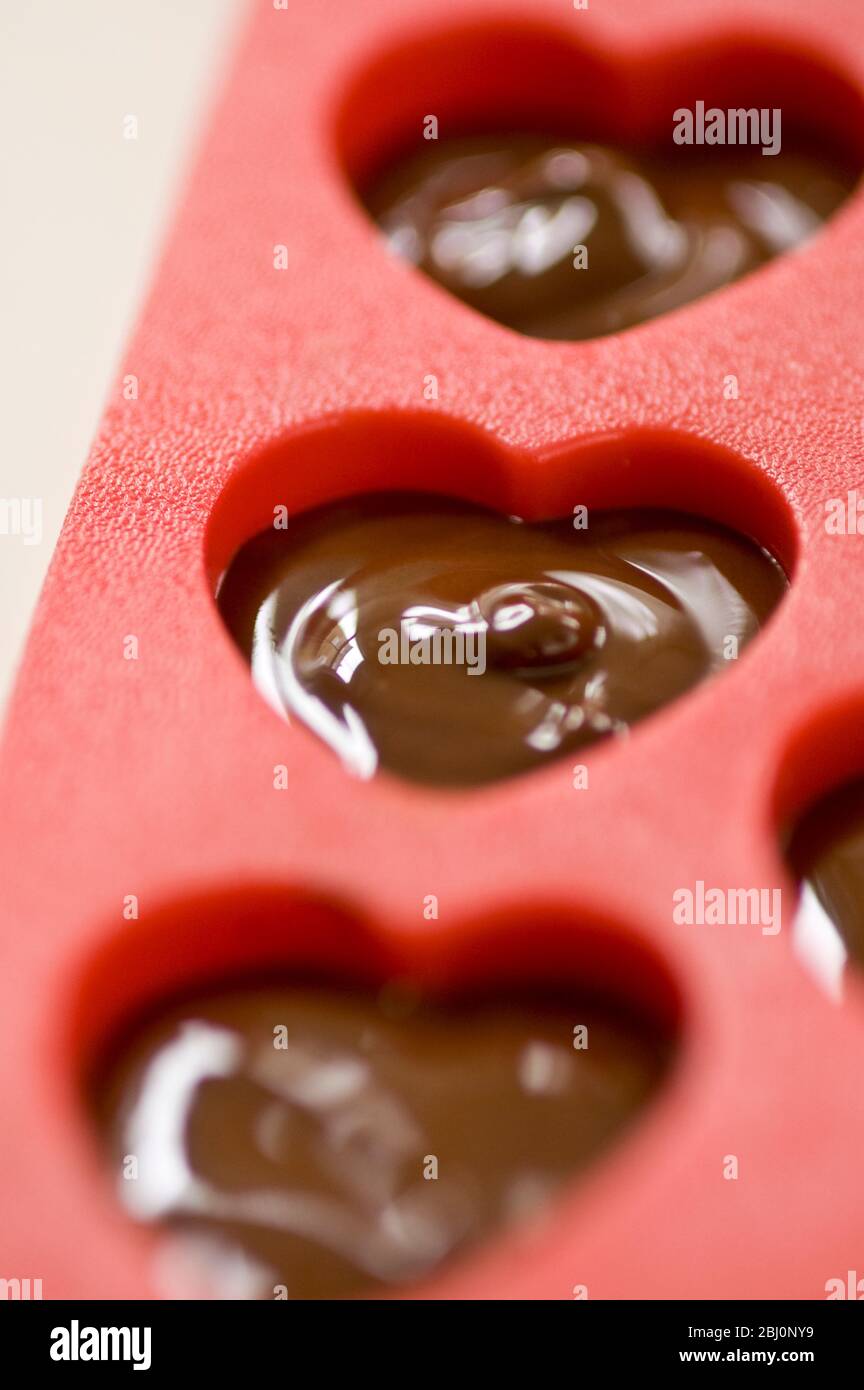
205, 413, 799, 586
67, 884, 686, 1083
334, 19, 864, 182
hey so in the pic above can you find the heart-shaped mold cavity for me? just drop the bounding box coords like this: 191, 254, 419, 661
77, 891, 677, 1301
216, 490, 787, 786
337, 25, 862, 339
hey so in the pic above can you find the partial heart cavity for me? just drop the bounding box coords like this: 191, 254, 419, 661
217, 493, 787, 786
91, 977, 669, 1300
785, 777, 864, 1001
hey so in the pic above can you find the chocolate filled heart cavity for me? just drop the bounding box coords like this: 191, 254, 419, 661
785, 778, 864, 1001
216, 493, 787, 787
91, 980, 670, 1300
362, 135, 856, 339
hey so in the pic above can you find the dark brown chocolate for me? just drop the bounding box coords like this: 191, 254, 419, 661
217, 494, 786, 786
92, 982, 668, 1299
786, 778, 864, 999
364, 136, 855, 338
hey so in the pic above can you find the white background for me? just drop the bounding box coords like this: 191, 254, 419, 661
0, 0, 243, 712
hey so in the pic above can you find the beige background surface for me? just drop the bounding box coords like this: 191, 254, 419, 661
0, 0, 243, 713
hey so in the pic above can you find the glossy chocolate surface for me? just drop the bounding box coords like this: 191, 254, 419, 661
217, 494, 786, 787
93, 982, 668, 1299
786, 778, 864, 999
365, 135, 855, 338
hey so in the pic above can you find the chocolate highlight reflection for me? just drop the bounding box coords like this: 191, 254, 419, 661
93, 982, 669, 1299
217, 494, 787, 787
786, 778, 864, 1000
365, 136, 855, 339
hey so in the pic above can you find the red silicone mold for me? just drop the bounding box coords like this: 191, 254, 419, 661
3, 0, 864, 1300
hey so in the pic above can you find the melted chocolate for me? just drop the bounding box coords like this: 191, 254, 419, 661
217, 494, 786, 787
92, 982, 668, 1299
364, 136, 855, 338
786, 779, 864, 1000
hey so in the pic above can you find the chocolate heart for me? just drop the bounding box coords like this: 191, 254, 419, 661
91, 978, 669, 1300
216, 492, 786, 786
363, 134, 856, 339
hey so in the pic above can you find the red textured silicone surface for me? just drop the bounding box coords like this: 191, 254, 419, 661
3, 0, 864, 1300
